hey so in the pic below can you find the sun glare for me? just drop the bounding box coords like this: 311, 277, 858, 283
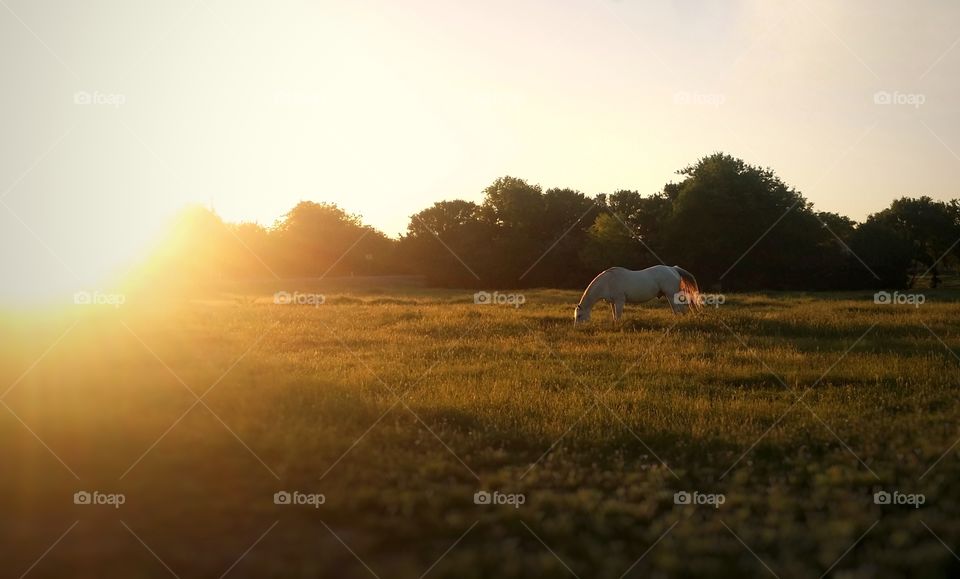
0, 205, 172, 307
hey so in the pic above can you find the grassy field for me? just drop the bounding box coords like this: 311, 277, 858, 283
3, 285, 960, 578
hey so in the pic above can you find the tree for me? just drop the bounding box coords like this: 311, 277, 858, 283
272, 201, 393, 277
478, 177, 545, 285
606, 189, 671, 262
135, 205, 236, 291
846, 217, 914, 289
399, 200, 492, 287
522, 188, 597, 287
579, 213, 644, 271
223, 222, 274, 279
816, 212, 856, 242
660, 153, 838, 290
871, 197, 960, 287
134, 160, 959, 294
401, 179, 601, 288
406, 200, 483, 237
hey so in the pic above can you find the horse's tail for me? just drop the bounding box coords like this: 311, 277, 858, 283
674, 266, 701, 312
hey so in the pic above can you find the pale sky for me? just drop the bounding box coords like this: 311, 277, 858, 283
1, 0, 959, 301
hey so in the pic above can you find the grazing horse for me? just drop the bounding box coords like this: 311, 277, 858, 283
574, 265, 701, 324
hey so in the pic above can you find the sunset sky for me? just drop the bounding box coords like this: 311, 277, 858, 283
2, 0, 959, 301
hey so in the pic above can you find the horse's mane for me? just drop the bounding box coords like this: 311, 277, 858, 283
577, 267, 622, 305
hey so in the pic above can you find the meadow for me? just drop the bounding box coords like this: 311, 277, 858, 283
2, 284, 960, 578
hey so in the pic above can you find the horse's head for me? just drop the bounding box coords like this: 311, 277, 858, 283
574, 304, 590, 325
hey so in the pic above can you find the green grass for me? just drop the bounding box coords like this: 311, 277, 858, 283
2, 287, 960, 578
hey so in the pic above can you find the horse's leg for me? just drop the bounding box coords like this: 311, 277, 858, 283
665, 284, 680, 315
614, 298, 625, 323
673, 278, 691, 315
607, 300, 619, 327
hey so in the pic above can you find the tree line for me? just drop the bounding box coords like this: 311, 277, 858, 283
146, 153, 960, 291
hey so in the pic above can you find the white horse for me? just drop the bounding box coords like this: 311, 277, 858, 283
574, 265, 701, 324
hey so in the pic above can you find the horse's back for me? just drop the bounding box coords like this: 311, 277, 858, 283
626, 265, 680, 285
619, 267, 668, 302
589, 265, 679, 293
